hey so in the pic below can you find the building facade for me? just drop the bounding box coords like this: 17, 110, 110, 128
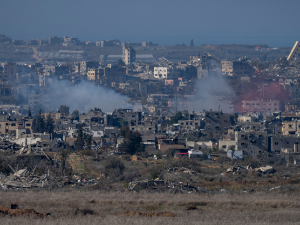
123, 46, 136, 65
242, 100, 280, 113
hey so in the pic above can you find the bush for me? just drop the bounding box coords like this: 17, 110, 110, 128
80, 149, 95, 156
139, 151, 149, 158
74, 208, 96, 216
150, 169, 160, 180
121, 171, 140, 183
124, 181, 129, 188
104, 156, 125, 178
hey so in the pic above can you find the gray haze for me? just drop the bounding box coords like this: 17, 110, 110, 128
0, 0, 300, 47
192, 73, 234, 113
41, 80, 132, 113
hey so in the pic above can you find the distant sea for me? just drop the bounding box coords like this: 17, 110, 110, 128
77, 34, 298, 47
11, 33, 298, 47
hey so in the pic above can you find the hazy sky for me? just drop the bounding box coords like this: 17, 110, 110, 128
1, 0, 299, 46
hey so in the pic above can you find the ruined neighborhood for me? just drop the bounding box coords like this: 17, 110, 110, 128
0, 35, 299, 195
0, 4, 300, 222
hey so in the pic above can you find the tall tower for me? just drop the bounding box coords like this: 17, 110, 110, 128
123, 46, 136, 65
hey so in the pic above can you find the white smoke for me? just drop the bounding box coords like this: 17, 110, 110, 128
190, 72, 234, 113
41, 79, 132, 113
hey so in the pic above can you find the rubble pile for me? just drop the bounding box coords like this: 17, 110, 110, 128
222, 165, 275, 176
0, 138, 47, 156
0, 168, 59, 189
254, 166, 276, 174
223, 166, 246, 175
128, 179, 205, 193
115, 211, 176, 217
167, 167, 197, 175
0, 138, 21, 152
17, 146, 49, 157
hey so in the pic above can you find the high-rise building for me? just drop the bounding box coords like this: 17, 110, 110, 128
48, 36, 63, 45
123, 46, 136, 65
1, 62, 16, 82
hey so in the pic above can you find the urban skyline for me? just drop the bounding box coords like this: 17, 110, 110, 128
0, 0, 299, 47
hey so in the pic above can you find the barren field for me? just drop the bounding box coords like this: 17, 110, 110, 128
1, 190, 300, 224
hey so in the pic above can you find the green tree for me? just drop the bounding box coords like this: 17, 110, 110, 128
58, 105, 70, 116
33, 109, 45, 133
119, 128, 145, 155
76, 124, 84, 151
84, 133, 93, 149
150, 169, 160, 180
168, 111, 183, 125
120, 126, 130, 137
72, 110, 79, 119
59, 148, 70, 177
45, 113, 55, 134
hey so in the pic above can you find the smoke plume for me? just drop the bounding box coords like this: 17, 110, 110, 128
190, 72, 234, 113
35, 79, 132, 113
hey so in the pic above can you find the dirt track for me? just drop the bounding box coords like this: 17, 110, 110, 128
0, 206, 51, 218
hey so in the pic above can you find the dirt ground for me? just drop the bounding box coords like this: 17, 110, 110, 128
1, 190, 300, 224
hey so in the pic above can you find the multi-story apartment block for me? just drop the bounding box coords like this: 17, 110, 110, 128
104, 65, 126, 83
87, 68, 104, 81
189, 53, 219, 68
178, 119, 201, 130
242, 100, 280, 113
235, 131, 268, 157
123, 46, 136, 65
154, 67, 181, 79
0, 119, 33, 135
282, 121, 300, 136
43, 65, 55, 75
112, 109, 142, 128
48, 36, 63, 45
99, 39, 121, 47
63, 37, 79, 46
205, 111, 231, 137
154, 67, 167, 79
1, 62, 16, 82
0, 35, 12, 44
79, 61, 99, 75
270, 136, 300, 155
221, 61, 233, 76
222, 58, 253, 76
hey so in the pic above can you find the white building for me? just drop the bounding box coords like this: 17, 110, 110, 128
154, 67, 181, 79
154, 67, 168, 79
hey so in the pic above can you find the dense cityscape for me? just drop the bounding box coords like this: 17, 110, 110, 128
1, 1, 300, 224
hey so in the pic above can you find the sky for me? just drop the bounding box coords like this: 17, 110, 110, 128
0, 0, 299, 47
